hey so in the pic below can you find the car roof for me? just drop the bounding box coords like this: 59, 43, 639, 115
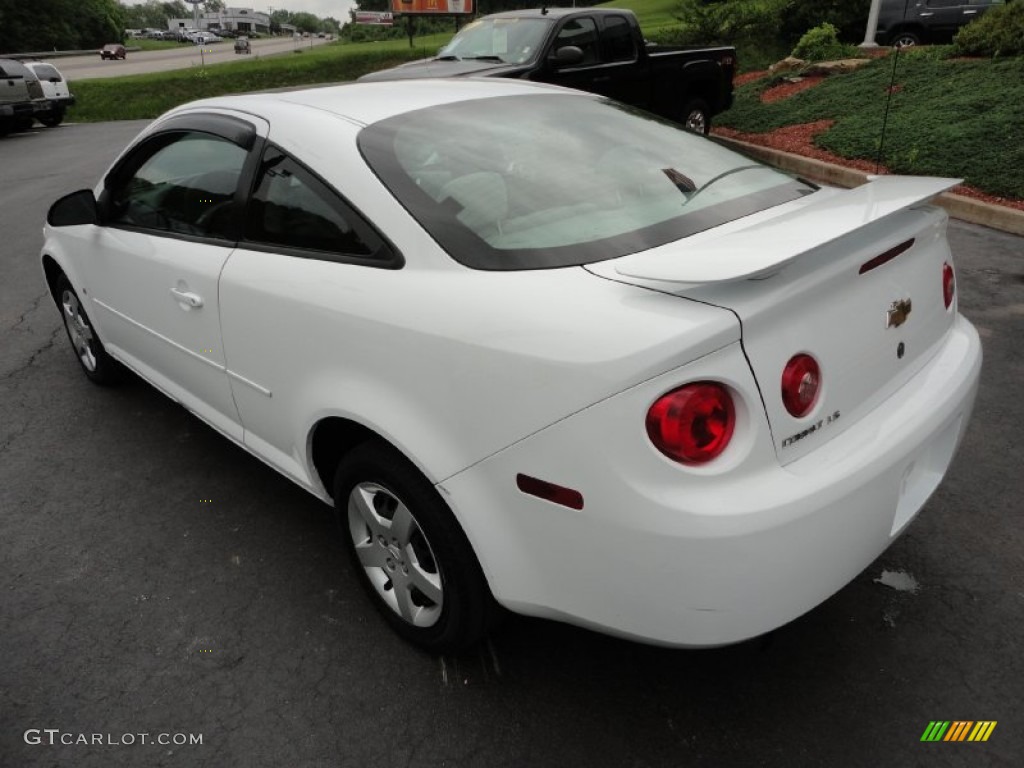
486, 8, 590, 19
174, 78, 580, 128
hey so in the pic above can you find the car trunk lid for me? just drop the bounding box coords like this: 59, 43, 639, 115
586, 176, 961, 464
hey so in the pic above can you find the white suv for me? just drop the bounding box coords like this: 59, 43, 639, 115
24, 62, 74, 127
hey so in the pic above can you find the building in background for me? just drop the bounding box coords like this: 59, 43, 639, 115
167, 7, 272, 35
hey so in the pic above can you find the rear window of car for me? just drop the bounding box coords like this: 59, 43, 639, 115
30, 64, 61, 81
358, 94, 814, 271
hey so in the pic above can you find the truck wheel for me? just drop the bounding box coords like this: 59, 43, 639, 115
681, 99, 710, 136
40, 108, 64, 128
892, 30, 920, 47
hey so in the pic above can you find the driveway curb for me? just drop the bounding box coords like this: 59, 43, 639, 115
715, 135, 1024, 237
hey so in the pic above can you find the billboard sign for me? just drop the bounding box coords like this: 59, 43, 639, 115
391, 0, 474, 15
355, 11, 395, 25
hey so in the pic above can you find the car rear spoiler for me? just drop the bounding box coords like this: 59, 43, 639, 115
613, 176, 960, 284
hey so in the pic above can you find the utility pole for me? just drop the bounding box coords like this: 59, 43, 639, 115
860, 0, 883, 47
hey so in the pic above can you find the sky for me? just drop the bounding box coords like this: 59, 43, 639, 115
121, 1, 360, 22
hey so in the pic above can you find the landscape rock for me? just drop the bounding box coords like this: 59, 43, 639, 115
805, 58, 874, 76
770, 56, 806, 74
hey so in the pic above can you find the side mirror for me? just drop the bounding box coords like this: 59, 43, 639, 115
47, 189, 99, 227
550, 45, 584, 67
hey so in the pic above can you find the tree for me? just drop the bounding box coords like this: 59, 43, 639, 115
0, 0, 125, 53
289, 11, 322, 33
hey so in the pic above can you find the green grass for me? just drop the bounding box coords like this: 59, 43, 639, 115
131, 39, 184, 52
68, 38, 447, 122
716, 49, 1024, 199
597, 0, 683, 33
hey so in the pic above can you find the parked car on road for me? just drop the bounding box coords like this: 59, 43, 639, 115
100, 44, 126, 60
0, 58, 47, 135
234, 36, 251, 54
876, 0, 1006, 46
24, 62, 74, 127
360, 7, 736, 134
40, 79, 981, 652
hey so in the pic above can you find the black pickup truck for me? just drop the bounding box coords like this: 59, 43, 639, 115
360, 8, 736, 134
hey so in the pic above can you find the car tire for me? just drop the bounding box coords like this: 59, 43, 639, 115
333, 440, 496, 652
892, 31, 920, 47
681, 98, 711, 135
56, 275, 121, 385
40, 108, 64, 128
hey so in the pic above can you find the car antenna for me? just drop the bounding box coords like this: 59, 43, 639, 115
541, 5, 549, 15
875, 43, 902, 174
876, 0, 912, 174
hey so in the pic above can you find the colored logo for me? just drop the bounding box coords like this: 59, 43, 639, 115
921, 721, 997, 742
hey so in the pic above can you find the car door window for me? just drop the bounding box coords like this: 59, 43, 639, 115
554, 18, 599, 65
107, 131, 247, 239
244, 147, 385, 260
601, 16, 636, 63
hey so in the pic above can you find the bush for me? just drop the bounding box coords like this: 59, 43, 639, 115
779, 0, 871, 45
791, 22, 859, 61
952, 2, 1024, 58
670, 0, 788, 46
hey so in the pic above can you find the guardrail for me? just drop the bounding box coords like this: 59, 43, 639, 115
7, 47, 143, 60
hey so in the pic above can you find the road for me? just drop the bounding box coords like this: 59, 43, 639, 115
53, 36, 330, 81
1, 121, 1022, 768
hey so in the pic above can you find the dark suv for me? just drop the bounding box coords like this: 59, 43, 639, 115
877, 0, 1006, 47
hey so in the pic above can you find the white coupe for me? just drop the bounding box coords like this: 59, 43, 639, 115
42, 79, 981, 650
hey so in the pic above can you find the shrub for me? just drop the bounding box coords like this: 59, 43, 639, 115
670, 0, 788, 46
779, 0, 872, 45
952, 2, 1024, 57
791, 22, 859, 62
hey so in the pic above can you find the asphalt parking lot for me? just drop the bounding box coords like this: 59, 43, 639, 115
1, 121, 1021, 768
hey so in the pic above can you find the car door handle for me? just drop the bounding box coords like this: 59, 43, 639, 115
593, 75, 612, 83
963, 9, 977, 14
919, 11, 933, 16
170, 287, 204, 308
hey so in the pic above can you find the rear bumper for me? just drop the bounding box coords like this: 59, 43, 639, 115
42, 96, 74, 111
0, 102, 35, 118
441, 316, 981, 646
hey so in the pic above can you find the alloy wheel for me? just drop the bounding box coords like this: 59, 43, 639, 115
347, 482, 444, 627
61, 289, 97, 372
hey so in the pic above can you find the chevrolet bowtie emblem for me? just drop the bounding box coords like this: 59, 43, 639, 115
887, 298, 912, 328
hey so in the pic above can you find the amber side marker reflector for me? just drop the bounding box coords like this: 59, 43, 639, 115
516, 474, 584, 510
859, 238, 915, 274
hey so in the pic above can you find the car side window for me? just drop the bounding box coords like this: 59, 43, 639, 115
601, 16, 636, 63
244, 147, 384, 259
924, 0, 962, 7
107, 131, 247, 240
555, 18, 600, 65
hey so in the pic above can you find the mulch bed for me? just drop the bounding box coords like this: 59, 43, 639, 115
760, 75, 826, 103
715, 83, 1024, 212
734, 70, 769, 87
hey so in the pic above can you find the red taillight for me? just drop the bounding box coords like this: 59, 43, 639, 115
646, 382, 735, 465
781, 354, 821, 418
943, 262, 956, 309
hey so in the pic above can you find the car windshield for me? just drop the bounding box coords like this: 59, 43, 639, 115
358, 94, 816, 271
437, 17, 551, 64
